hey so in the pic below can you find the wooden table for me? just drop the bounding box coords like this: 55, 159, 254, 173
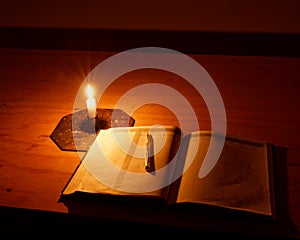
0, 47, 299, 238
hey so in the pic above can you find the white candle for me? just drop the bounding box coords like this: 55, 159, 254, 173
85, 84, 97, 119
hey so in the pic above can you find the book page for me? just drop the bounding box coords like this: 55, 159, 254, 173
62, 125, 180, 201
173, 131, 273, 216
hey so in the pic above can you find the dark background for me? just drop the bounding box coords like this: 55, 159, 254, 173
1, 0, 300, 33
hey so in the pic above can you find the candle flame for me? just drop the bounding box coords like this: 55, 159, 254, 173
86, 84, 94, 98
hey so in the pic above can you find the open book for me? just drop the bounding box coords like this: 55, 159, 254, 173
60, 125, 276, 219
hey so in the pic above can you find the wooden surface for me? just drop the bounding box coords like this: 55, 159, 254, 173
0, 48, 299, 237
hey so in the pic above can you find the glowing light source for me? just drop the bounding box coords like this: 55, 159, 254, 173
85, 84, 97, 119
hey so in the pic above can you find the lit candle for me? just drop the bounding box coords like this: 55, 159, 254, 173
85, 84, 97, 119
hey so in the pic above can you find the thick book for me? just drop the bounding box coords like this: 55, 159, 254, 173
60, 125, 276, 219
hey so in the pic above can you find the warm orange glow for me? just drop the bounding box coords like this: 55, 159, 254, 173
86, 84, 97, 118
86, 84, 94, 98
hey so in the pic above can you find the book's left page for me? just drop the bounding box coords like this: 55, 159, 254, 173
60, 125, 180, 203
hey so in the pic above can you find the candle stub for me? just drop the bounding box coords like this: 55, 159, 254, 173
86, 97, 97, 118
85, 84, 97, 119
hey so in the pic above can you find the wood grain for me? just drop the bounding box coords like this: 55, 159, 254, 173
0, 48, 299, 236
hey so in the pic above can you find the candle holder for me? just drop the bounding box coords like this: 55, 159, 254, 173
50, 108, 135, 152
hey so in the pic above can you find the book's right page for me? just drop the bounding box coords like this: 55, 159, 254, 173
173, 131, 275, 218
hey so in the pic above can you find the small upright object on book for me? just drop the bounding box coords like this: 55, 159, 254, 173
59, 125, 276, 219
145, 132, 152, 172
145, 149, 150, 171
